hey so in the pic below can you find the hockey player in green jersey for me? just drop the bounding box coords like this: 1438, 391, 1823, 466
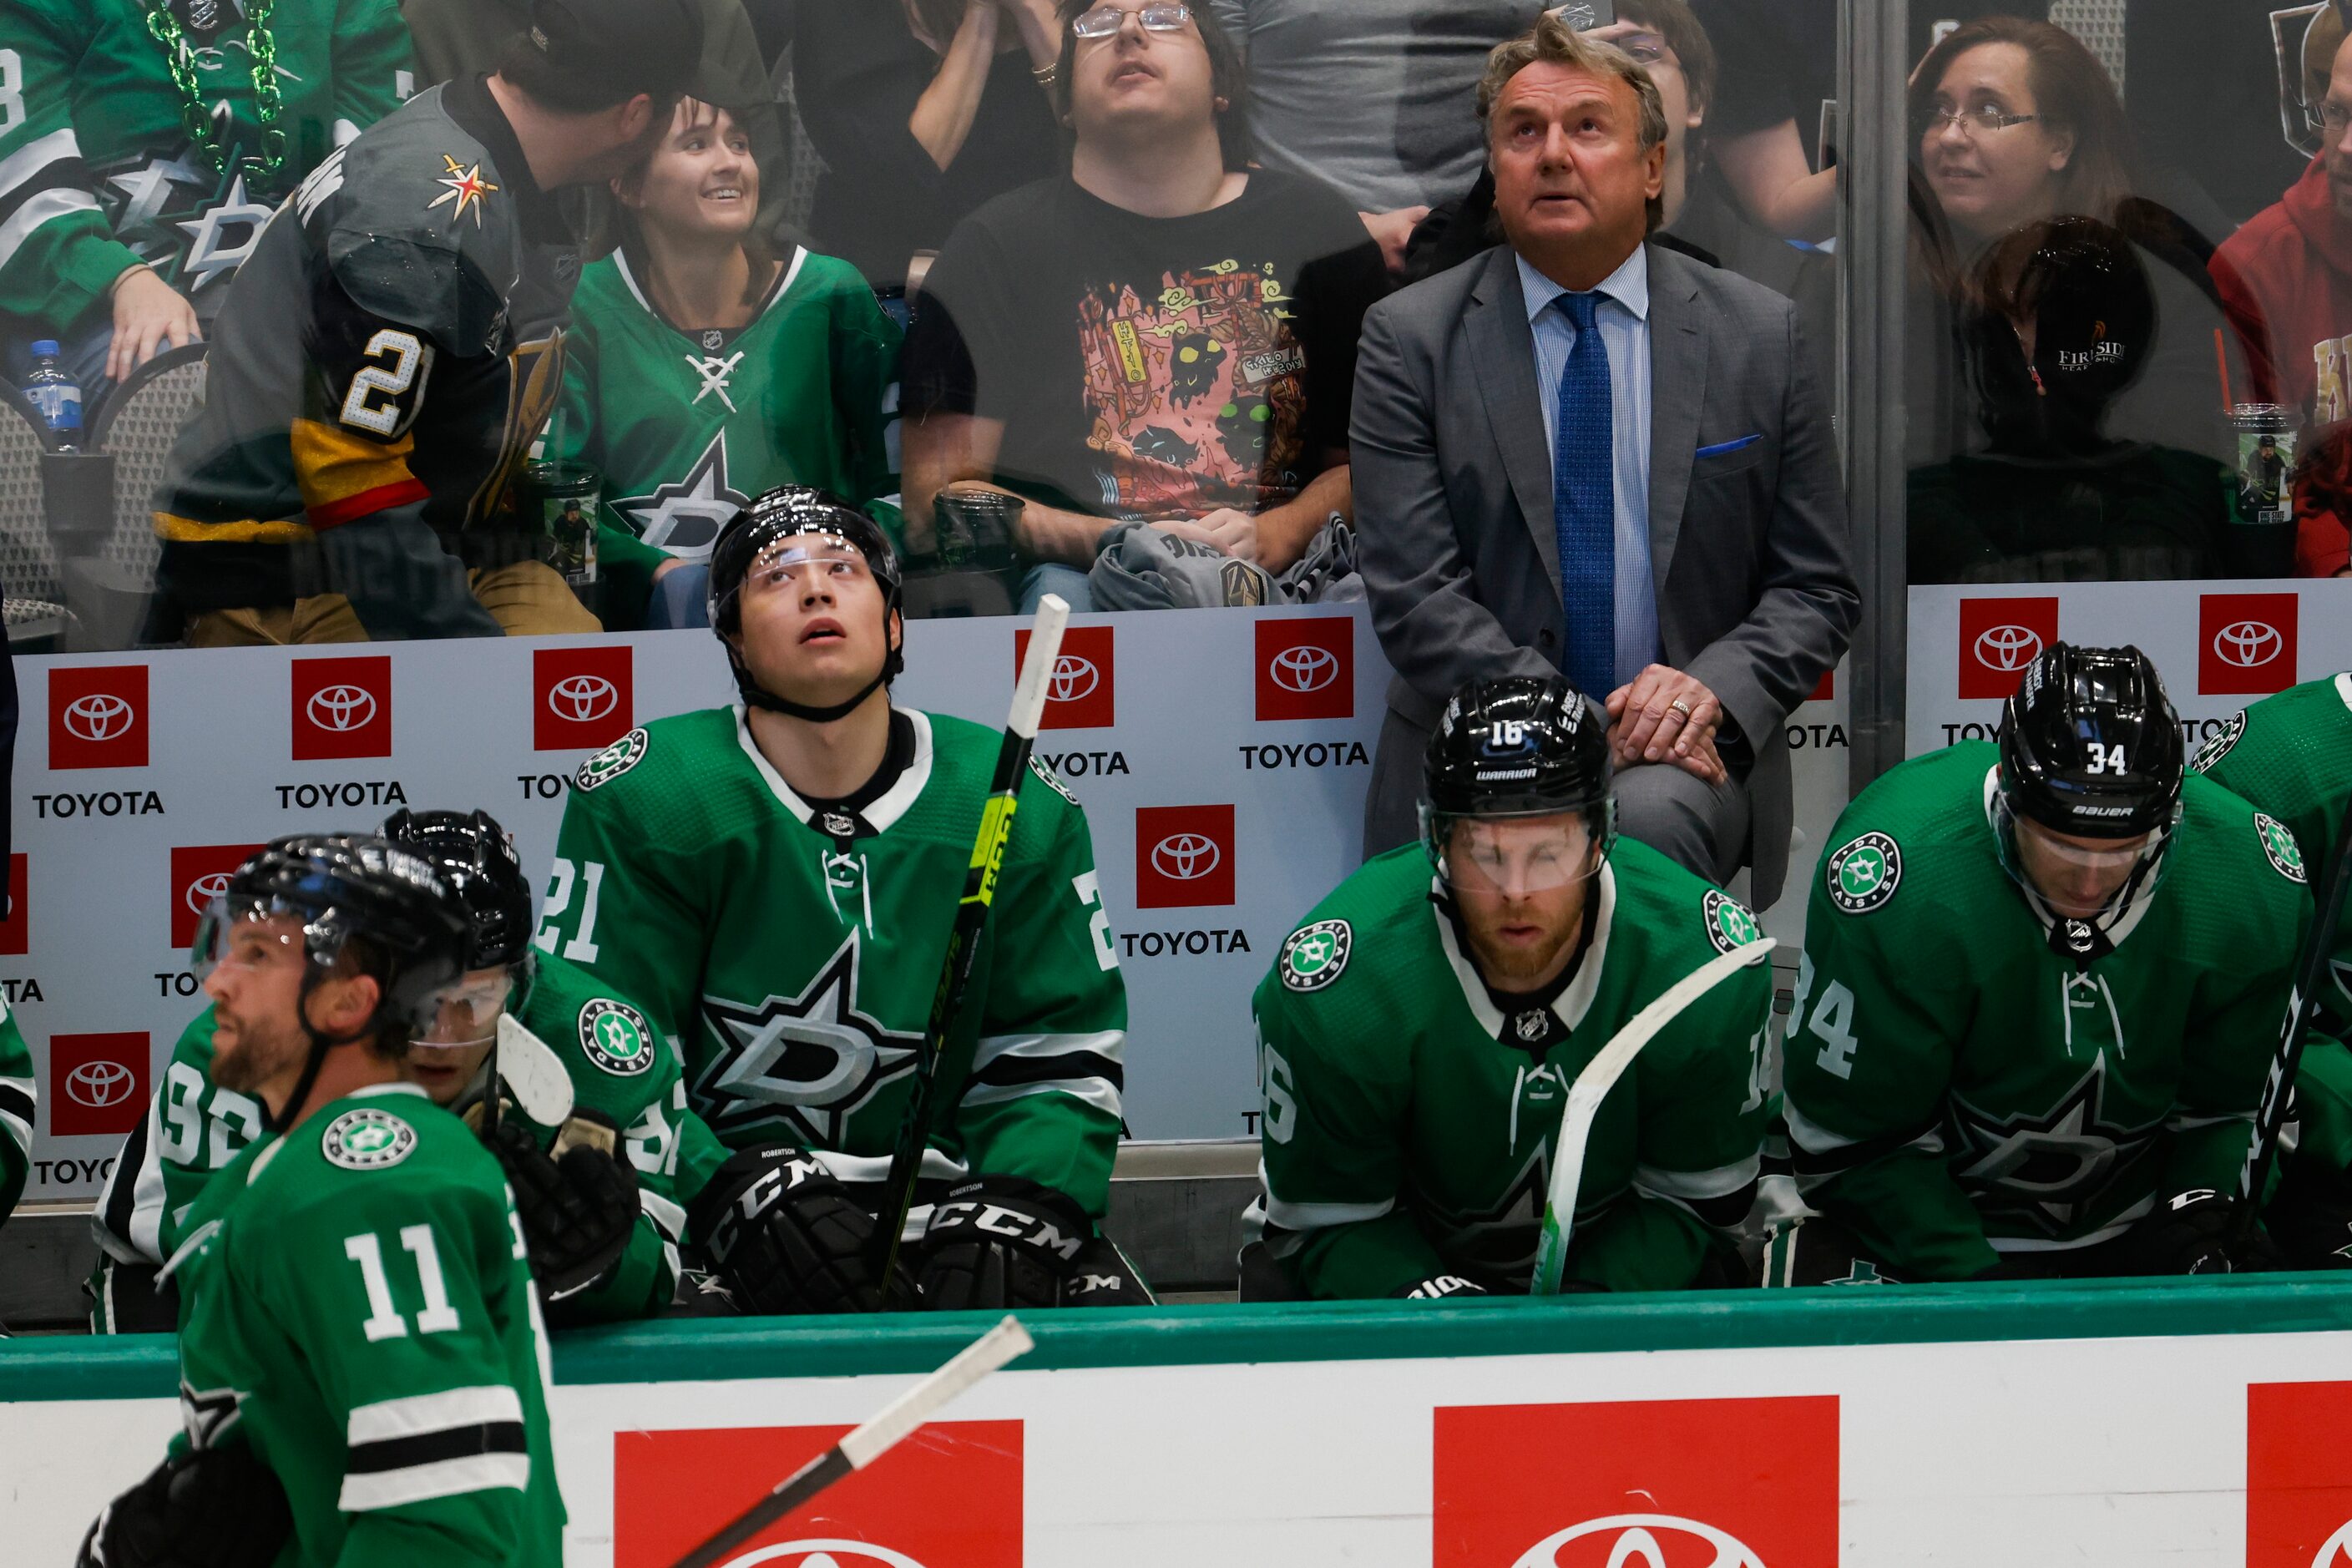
0, 997, 32, 1228
1773, 645, 2308, 1286
2191, 672, 2352, 1267
1249, 675, 1772, 1302
78, 835, 564, 1568
545, 95, 902, 624
150, 0, 705, 645
90, 809, 673, 1332
0, 0, 412, 392
546, 485, 1136, 1313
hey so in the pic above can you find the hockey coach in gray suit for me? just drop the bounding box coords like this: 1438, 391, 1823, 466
1352, 13, 1855, 906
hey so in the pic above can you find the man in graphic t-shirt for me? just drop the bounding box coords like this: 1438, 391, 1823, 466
903, 0, 1388, 611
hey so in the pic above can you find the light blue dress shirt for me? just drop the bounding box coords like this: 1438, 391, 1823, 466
1518, 248, 1662, 689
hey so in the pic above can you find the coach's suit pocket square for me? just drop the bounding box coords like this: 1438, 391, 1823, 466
1694, 434, 1763, 458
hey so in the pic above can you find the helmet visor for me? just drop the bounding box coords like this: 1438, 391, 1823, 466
741, 538, 873, 598
408, 965, 524, 1051
190, 895, 311, 979
1994, 788, 2176, 917
1422, 807, 1608, 896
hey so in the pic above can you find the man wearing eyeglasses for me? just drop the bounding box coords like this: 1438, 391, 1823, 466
1352, 13, 1854, 911
2213, 18, 2352, 578
903, 0, 1389, 611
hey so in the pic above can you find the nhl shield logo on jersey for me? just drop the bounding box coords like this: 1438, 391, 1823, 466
1280, 919, 1353, 992
1826, 832, 1902, 914
1702, 890, 1763, 954
2189, 711, 2246, 773
2255, 813, 2309, 884
321, 1107, 417, 1171
579, 999, 655, 1076
575, 728, 650, 792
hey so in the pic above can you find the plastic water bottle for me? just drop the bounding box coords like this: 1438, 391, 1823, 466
23, 340, 82, 449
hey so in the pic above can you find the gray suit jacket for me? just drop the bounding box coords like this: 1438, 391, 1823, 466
1351, 241, 1859, 905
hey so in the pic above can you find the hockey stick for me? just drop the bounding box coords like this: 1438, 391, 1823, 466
869, 596, 1072, 1296
496, 1014, 575, 1128
668, 1313, 1035, 1568
1529, 936, 1777, 1295
2233, 795, 2352, 1252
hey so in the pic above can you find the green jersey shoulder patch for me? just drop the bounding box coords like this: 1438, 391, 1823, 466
578, 997, 656, 1076
320, 1107, 417, 1171
1029, 755, 1078, 807
2188, 712, 2244, 774
1702, 888, 1763, 953
2254, 812, 2308, 883
575, 728, 650, 792
1281, 919, 1353, 992
1826, 831, 1903, 914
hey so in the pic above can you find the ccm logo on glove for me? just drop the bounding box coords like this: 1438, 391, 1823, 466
926, 1193, 1086, 1262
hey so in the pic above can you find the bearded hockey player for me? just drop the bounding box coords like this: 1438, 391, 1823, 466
0, 0, 412, 391
2192, 672, 2352, 1267
544, 486, 1133, 1313
1248, 675, 1771, 1302
149, 0, 704, 645
1773, 645, 2309, 1285
78, 836, 564, 1568
91, 809, 675, 1333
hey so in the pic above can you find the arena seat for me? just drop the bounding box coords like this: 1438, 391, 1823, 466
0, 382, 67, 651
77, 342, 208, 649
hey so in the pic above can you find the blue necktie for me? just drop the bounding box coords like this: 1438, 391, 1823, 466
1552, 291, 1615, 700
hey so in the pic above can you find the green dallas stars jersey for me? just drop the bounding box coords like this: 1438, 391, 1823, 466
164, 1084, 563, 1567
2193, 671, 2352, 1187
0, 997, 33, 1225
91, 951, 692, 1328
544, 246, 903, 619
0, 0, 413, 335
1783, 741, 2310, 1282
545, 706, 1127, 1222
1252, 840, 1773, 1300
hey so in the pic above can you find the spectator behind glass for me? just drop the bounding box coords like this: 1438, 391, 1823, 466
792, 0, 1065, 291
1206, 0, 1531, 273
544, 99, 905, 629
903, 0, 1389, 613
2211, 16, 2352, 578
0, 0, 413, 405
1905, 17, 2241, 476
1909, 216, 2278, 584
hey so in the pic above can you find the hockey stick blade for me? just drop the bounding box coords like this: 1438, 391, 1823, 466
669, 1316, 1035, 1568
870, 599, 1072, 1292
496, 1014, 576, 1129
1530, 936, 1777, 1295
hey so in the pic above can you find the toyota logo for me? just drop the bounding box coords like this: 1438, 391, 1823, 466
2311, 1519, 2352, 1568
717, 1544, 930, 1568
1048, 655, 1099, 703
1151, 833, 1222, 881
1972, 625, 2043, 672
65, 1060, 136, 1110
1269, 645, 1339, 693
185, 871, 234, 914
1511, 1514, 1767, 1568
548, 674, 619, 722
63, 692, 134, 742
2213, 620, 2283, 669
306, 684, 377, 732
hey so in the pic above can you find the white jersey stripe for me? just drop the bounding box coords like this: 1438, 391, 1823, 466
339, 1451, 529, 1513
971, 1029, 1125, 1069
0, 128, 82, 204
1634, 1153, 1763, 1201
0, 1106, 29, 1156
0, 187, 100, 272
958, 1075, 1122, 1119
640, 1189, 687, 1242
346, 1383, 524, 1446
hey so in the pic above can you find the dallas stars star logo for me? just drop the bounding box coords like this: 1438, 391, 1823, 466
612, 432, 750, 562
179, 1379, 249, 1450
174, 171, 273, 291
428, 155, 499, 227
1950, 1055, 2160, 1234
696, 931, 923, 1148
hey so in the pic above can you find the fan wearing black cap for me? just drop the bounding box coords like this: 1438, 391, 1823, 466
1245, 674, 1772, 1302
544, 485, 1138, 1316
1772, 645, 2310, 1287
78, 836, 565, 1568
152, 0, 706, 646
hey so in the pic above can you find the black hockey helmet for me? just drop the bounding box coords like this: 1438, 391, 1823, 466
1997, 642, 2183, 839
193, 835, 474, 1130
708, 484, 903, 723
381, 809, 535, 972
1419, 675, 1615, 891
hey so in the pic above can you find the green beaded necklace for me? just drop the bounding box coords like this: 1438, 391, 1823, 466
141, 0, 286, 180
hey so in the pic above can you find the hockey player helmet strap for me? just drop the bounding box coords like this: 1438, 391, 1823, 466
381, 809, 535, 972
1419, 675, 1616, 886
709, 485, 904, 723
1996, 642, 2184, 840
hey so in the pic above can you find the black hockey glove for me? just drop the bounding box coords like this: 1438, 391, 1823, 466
916, 1175, 1093, 1311
1393, 1273, 1490, 1300
78, 1444, 290, 1568
487, 1113, 640, 1300
689, 1144, 910, 1315
2104, 1189, 2284, 1277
